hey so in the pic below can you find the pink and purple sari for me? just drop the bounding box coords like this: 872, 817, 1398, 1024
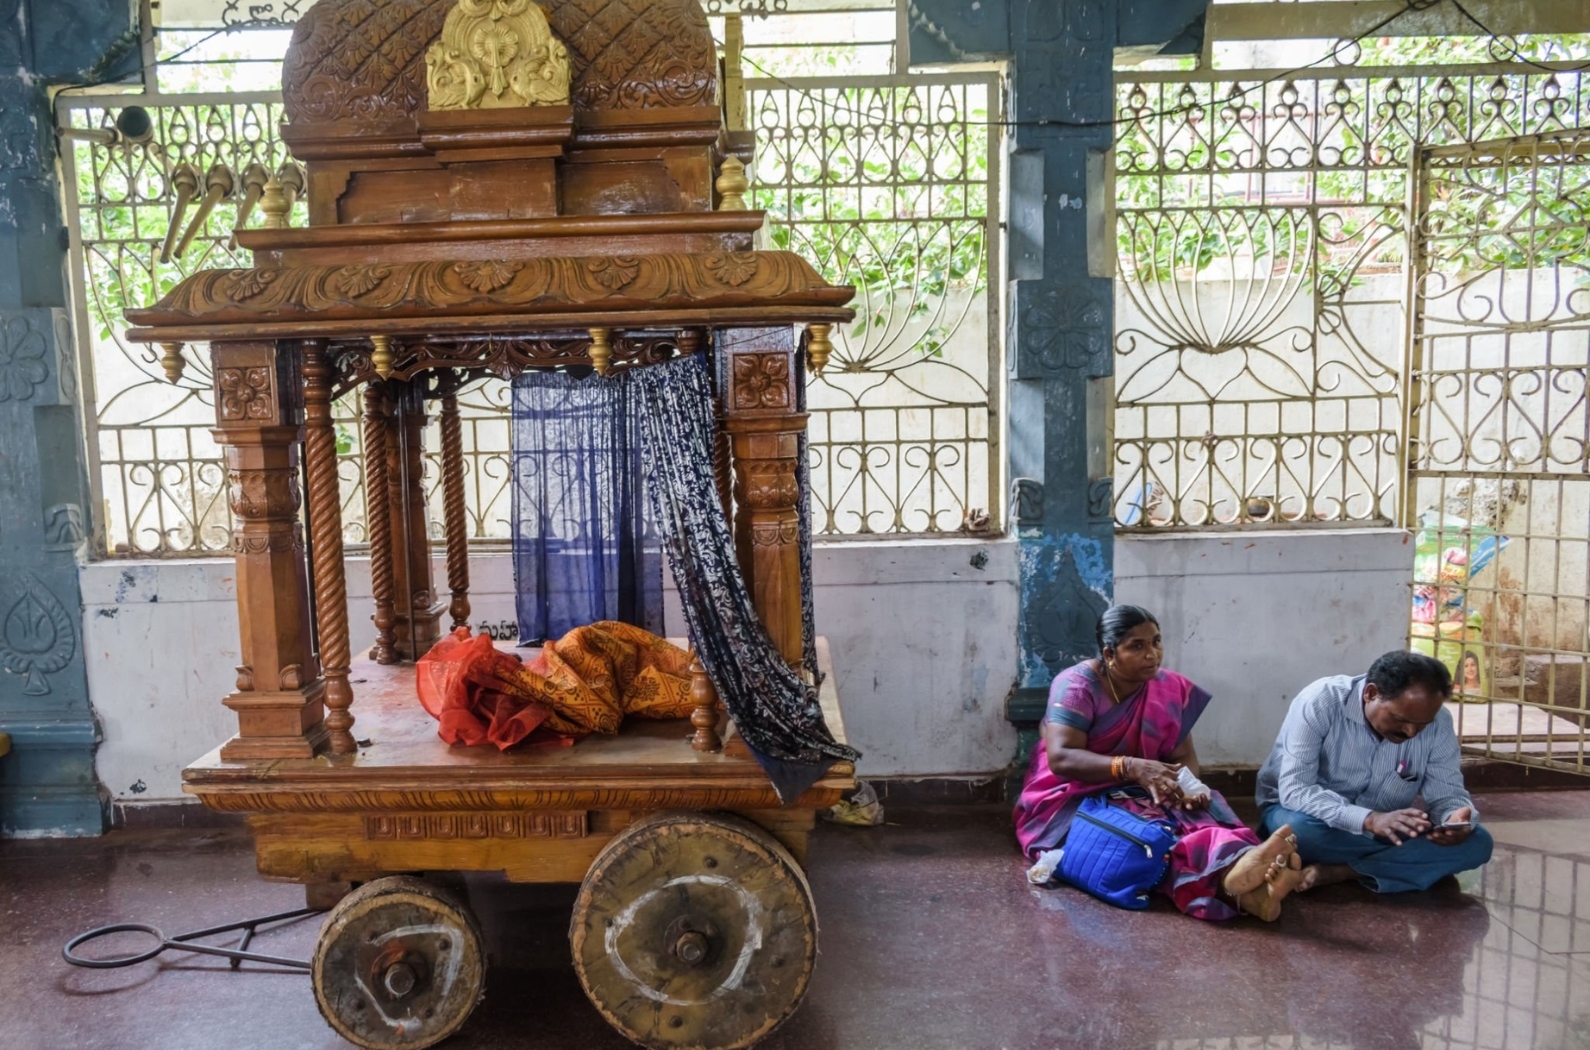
1014, 662, 1260, 921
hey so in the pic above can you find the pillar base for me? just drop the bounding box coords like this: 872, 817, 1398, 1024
220, 682, 331, 760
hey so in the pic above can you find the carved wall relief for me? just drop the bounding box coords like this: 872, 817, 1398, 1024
0, 572, 77, 696
0, 314, 49, 403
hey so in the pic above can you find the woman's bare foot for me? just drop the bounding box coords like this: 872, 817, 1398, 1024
1237, 882, 1284, 922
1221, 825, 1298, 897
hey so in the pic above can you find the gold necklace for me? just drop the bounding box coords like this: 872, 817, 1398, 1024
1103, 663, 1123, 705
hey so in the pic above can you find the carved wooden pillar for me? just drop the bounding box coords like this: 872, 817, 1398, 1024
362, 382, 398, 664
210, 341, 328, 760
438, 381, 471, 631
301, 340, 356, 755
721, 328, 806, 666
385, 377, 443, 660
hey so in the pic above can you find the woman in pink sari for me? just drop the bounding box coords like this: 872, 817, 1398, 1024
1015, 605, 1303, 921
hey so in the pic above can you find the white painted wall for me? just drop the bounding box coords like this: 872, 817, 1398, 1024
82, 537, 1022, 802
82, 529, 1417, 801
1116, 528, 1414, 768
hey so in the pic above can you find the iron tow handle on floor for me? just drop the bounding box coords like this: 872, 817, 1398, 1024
63, 907, 323, 971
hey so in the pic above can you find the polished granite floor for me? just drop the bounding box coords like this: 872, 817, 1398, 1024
4, 792, 1590, 1050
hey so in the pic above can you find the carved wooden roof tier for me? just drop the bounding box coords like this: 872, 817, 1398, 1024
282, 0, 717, 126
125, 251, 853, 341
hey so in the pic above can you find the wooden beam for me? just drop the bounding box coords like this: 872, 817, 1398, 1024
1208, 0, 1589, 41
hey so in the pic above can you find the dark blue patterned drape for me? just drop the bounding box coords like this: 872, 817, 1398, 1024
629, 352, 858, 803
511, 370, 662, 644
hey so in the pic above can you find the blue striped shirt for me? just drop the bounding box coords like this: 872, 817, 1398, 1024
1256, 674, 1477, 834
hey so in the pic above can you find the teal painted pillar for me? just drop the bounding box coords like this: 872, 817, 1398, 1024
0, 0, 137, 835
906, 0, 1204, 778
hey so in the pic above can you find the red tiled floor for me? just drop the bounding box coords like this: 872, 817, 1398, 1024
4, 794, 1590, 1050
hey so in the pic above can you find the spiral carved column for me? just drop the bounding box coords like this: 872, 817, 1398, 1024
301, 342, 356, 755
438, 387, 471, 632
363, 383, 398, 665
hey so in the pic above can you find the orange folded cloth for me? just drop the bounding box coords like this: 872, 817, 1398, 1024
416, 621, 696, 750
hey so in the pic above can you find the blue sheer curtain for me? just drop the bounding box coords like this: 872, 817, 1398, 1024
627, 352, 859, 803
510, 370, 662, 644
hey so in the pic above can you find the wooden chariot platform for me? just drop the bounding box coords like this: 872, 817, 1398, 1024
184, 638, 854, 886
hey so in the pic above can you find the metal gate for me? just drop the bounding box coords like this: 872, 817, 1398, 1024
1406, 130, 1590, 771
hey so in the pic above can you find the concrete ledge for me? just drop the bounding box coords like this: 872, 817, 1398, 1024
111, 799, 244, 831
868, 775, 1006, 806
1116, 526, 1413, 578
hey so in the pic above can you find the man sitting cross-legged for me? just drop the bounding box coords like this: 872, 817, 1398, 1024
1256, 651, 1493, 893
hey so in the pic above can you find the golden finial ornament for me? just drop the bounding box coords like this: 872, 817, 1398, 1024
259, 163, 303, 230
587, 327, 612, 376
370, 334, 395, 380
716, 155, 749, 211
806, 322, 833, 375
159, 342, 186, 384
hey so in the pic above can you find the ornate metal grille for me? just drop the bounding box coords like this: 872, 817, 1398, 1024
59, 72, 1000, 553
57, 91, 514, 555
749, 73, 1001, 534
1114, 64, 1590, 529
1408, 130, 1590, 772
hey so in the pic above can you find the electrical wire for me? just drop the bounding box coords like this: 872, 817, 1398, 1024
75, 26, 242, 92
1445, 0, 1590, 74
728, 0, 1588, 132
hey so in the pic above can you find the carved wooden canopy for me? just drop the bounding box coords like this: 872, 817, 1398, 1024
281, 0, 717, 126
125, 251, 854, 340
124, 0, 853, 353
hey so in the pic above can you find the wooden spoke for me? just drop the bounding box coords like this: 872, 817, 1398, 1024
311, 876, 485, 1050
569, 812, 817, 1050
438, 387, 471, 632
688, 653, 722, 752
363, 383, 398, 665
303, 340, 356, 754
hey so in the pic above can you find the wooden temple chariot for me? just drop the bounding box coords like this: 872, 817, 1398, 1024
122, 2, 855, 1047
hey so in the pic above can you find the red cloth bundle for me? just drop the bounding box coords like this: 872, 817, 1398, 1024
415, 623, 695, 750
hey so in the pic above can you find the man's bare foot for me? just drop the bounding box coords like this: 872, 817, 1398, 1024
1221, 825, 1298, 897
1293, 863, 1355, 892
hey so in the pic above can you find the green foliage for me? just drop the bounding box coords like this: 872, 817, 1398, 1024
751, 84, 991, 358
1114, 43, 1590, 284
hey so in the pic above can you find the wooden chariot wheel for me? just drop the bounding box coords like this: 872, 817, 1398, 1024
311, 876, 486, 1050
569, 811, 819, 1050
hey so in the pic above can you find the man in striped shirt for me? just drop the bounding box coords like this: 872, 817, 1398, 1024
1256, 650, 1494, 893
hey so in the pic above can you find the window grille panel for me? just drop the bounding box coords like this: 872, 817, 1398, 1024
1114, 65, 1590, 529
749, 74, 1001, 535
61, 69, 1001, 553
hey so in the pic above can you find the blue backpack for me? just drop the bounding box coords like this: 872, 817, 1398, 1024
1057, 793, 1178, 910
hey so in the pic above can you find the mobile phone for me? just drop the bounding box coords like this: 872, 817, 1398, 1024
1438, 818, 1474, 830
